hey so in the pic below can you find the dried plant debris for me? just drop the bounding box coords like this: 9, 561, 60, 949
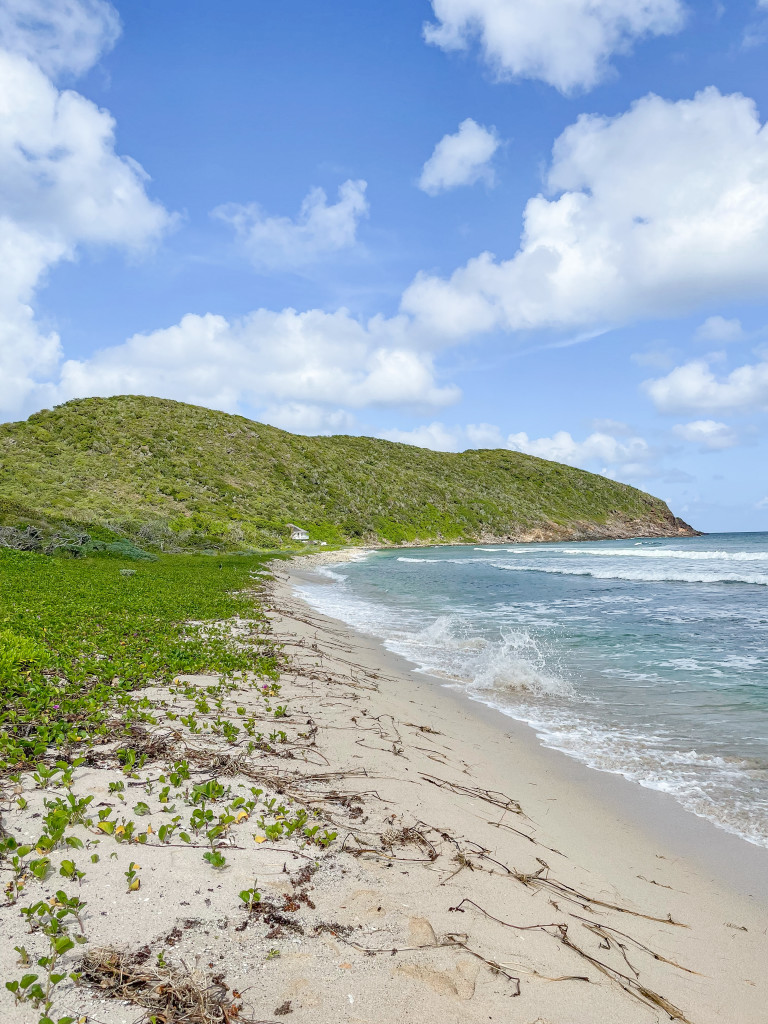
419, 773, 526, 815
449, 899, 695, 1023
79, 946, 262, 1023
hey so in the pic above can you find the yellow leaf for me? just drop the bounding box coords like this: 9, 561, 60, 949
115, 825, 125, 836
146, 824, 154, 834
129, 878, 140, 891
235, 811, 248, 823
253, 835, 266, 844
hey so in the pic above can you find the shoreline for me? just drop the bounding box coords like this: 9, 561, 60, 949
288, 547, 768, 897
264, 552, 768, 1021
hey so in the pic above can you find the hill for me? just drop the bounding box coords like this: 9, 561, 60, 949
0, 395, 697, 550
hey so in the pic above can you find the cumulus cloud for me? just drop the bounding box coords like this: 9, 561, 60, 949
0, 0, 120, 78
259, 403, 357, 435
0, 49, 173, 417
402, 89, 768, 339
423, 0, 685, 93
381, 422, 466, 451
46, 308, 460, 415
419, 118, 500, 195
213, 180, 368, 270
507, 429, 654, 477
645, 357, 768, 413
381, 420, 656, 478
672, 419, 738, 450
695, 316, 744, 343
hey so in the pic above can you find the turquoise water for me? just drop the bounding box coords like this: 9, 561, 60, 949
296, 533, 768, 847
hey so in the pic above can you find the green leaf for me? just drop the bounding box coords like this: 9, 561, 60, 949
29, 857, 50, 879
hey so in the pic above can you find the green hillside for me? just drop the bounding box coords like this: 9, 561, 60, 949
0, 395, 696, 551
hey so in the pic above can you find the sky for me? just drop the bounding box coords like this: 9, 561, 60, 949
2, 1, 768, 532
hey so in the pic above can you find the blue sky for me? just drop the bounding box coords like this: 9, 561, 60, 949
2, 0, 768, 531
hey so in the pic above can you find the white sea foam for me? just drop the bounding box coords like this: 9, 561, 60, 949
295, 539, 768, 848
490, 562, 768, 586
397, 556, 480, 565
520, 715, 768, 847
505, 546, 768, 561
413, 615, 573, 698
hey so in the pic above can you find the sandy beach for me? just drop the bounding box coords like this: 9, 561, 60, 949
2, 550, 767, 1024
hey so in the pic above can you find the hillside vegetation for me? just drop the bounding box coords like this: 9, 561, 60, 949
0, 395, 696, 551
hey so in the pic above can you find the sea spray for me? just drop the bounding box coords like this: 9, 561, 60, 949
296, 533, 768, 847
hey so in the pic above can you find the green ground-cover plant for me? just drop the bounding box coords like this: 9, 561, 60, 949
0, 395, 695, 551
0, 549, 279, 772
7, 888, 86, 1024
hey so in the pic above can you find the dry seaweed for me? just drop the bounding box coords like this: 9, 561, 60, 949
450, 898, 695, 1023
419, 773, 525, 815
510, 861, 688, 926
79, 946, 269, 1022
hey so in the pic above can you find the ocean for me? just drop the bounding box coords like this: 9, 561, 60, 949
295, 533, 768, 848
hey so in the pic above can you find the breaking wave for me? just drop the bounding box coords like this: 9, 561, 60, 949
503, 546, 768, 562
490, 563, 768, 586
294, 535, 768, 847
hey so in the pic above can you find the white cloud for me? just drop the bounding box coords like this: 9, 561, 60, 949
0, 50, 173, 417
213, 179, 368, 270
756, 497, 768, 509
402, 89, 768, 340
381, 422, 466, 451
646, 357, 768, 413
382, 421, 517, 451
0, 0, 120, 78
672, 419, 738, 450
418, 118, 500, 195
424, 0, 685, 93
381, 420, 656, 478
259, 403, 357, 435
695, 316, 744, 343
507, 429, 654, 477
46, 308, 460, 415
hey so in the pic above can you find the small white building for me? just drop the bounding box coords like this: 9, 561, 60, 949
287, 523, 310, 542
